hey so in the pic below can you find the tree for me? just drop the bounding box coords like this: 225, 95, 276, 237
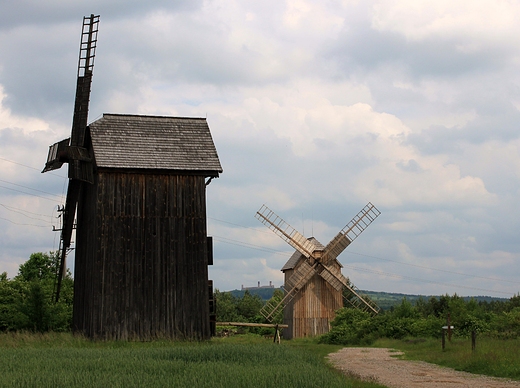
0, 252, 73, 332
17, 252, 60, 282
236, 290, 263, 321
215, 289, 241, 322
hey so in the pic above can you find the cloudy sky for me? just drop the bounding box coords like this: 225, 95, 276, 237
1, 0, 520, 298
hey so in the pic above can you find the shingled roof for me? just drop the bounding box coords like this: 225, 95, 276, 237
88, 114, 223, 175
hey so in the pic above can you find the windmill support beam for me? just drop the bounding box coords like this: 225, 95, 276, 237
216, 322, 288, 328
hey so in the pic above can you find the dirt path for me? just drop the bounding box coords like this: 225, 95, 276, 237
328, 348, 520, 388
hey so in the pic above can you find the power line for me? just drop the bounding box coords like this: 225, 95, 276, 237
0, 156, 65, 178
0, 203, 54, 223
345, 250, 520, 286
209, 216, 272, 235
0, 216, 49, 228
0, 184, 62, 203
0, 179, 63, 199
213, 235, 290, 256
341, 264, 513, 296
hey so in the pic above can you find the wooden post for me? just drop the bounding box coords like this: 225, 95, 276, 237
442, 329, 445, 351
447, 313, 452, 342
471, 330, 476, 351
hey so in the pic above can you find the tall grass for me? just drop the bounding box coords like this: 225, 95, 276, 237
376, 337, 520, 380
0, 333, 385, 388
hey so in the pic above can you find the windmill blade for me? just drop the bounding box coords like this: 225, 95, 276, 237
42, 138, 70, 173
316, 263, 349, 292
68, 14, 98, 183
342, 278, 380, 316
322, 202, 380, 264
260, 260, 317, 322
318, 262, 379, 315
255, 205, 316, 259
284, 259, 317, 290
70, 14, 99, 148
55, 179, 82, 303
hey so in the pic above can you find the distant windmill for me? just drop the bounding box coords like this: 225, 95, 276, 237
255, 203, 380, 339
42, 15, 222, 340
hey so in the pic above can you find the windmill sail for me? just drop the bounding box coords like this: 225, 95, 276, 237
255, 205, 316, 259
43, 15, 100, 302
343, 280, 380, 315
322, 202, 380, 264
260, 260, 317, 322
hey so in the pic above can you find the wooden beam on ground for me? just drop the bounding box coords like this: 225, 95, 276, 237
216, 322, 288, 328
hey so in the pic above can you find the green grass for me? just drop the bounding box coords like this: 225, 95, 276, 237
375, 337, 520, 380
0, 332, 385, 388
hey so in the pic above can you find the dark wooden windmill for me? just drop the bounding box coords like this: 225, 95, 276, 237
42, 14, 99, 302
42, 15, 223, 340
255, 203, 380, 339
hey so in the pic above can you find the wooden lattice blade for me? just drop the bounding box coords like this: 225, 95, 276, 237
322, 202, 380, 264
255, 205, 316, 259
317, 263, 349, 292
342, 279, 380, 315
284, 259, 316, 290
71, 15, 99, 149
260, 260, 317, 322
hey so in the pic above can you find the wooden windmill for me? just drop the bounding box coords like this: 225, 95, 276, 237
255, 203, 380, 339
42, 15, 222, 340
42, 14, 99, 302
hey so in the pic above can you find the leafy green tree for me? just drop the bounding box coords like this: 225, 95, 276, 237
0, 273, 27, 331
17, 252, 59, 282
215, 289, 241, 322
236, 290, 263, 321
0, 252, 73, 333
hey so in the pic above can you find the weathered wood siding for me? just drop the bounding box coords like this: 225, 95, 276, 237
73, 171, 210, 340
283, 261, 343, 339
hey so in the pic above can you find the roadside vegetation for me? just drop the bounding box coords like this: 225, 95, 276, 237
320, 293, 520, 346
318, 295, 520, 381
376, 337, 520, 381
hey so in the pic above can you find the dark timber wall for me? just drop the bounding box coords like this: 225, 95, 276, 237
73, 171, 210, 340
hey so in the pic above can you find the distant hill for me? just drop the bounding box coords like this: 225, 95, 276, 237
227, 288, 509, 310
229, 288, 282, 301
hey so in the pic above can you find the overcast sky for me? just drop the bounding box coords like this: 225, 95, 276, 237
1, 0, 520, 298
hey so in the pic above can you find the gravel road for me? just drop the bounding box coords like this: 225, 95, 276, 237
328, 347, 520, 388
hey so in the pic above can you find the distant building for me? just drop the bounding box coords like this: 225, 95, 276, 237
241, 281, 275, 290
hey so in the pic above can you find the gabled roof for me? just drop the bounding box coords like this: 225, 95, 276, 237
89, 114, 223, 175
281, 237, 344, 271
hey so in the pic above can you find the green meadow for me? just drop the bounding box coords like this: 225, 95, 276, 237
0, 333, 384, 388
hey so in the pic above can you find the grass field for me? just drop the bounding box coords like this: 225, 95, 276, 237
0, 333, 385, 388
376, 337, 520, 381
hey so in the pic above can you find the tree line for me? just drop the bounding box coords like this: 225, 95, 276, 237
2, 252, 519, 342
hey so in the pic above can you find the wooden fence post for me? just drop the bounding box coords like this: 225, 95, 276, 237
447, 313, 452, 342
442, 329, 445, 351
471, 330, 476, 351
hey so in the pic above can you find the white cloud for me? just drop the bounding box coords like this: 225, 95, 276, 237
371, 0, 520, 44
